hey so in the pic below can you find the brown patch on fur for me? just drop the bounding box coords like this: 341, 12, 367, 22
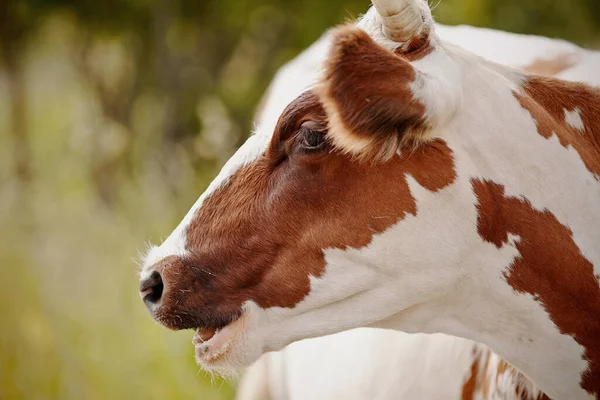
515, 77, 600, 178
480, 349, 492, 398
473, 179, 600, 396
397, 31, 434, 62
497, 360, 550, 400
317, 27, 428, 161
506, 363, 550, 400
462, 347, 549, 400
515, 381, 551, 400
152, 90, 456, 330
522, 53, 577, 77
462, 347, 480, 400
496, 359, 512, 377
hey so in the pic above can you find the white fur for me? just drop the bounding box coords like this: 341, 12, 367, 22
239, 331, 478, 400
408, 41, 465, 129
435, 24, 581, 69
565, 108, 585, 132
237, 330, 548, 400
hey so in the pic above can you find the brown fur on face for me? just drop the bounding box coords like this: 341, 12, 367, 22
473, 179, 600, 397
152, 90, 456, 330
317, 27, 428, 161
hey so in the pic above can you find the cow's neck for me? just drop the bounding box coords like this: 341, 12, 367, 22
461, 76, 600, 399
380, 259, 598, 400
375, 75, 600, 400
379, 272, 596, 400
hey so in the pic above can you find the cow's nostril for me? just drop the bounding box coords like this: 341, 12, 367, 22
139, 270, 164, 305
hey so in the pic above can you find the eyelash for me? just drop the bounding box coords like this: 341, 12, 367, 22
295, 127, 327, 153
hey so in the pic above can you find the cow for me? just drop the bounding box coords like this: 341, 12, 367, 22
238, 21, 600, 399
139, 1, 600, 399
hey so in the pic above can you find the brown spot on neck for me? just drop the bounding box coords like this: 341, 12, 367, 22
515, 77, 600, 179
473, 179, 600, 396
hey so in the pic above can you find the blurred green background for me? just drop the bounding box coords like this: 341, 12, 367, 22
0, 0, 598, 399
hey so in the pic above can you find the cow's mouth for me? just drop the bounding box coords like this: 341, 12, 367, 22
192, 309, 245, 363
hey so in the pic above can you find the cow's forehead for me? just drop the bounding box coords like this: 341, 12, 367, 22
142, 88, 312, 274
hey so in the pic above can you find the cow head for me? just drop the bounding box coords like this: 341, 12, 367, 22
139, 0, 600, 389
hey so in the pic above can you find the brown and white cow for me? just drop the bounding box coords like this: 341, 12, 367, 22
139, 1, 600, 398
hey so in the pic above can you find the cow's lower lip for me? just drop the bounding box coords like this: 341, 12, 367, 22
193, 311, 245, 363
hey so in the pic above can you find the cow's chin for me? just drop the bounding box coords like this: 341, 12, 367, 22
192, 308, 264, 376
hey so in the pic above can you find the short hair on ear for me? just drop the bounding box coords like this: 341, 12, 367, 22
316, 27, 429, 161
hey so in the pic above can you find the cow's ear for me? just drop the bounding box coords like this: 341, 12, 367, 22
316, 27, 429, 160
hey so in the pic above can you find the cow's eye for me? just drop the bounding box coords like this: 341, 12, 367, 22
296, 122, 327, 153
300, 129, 324, 149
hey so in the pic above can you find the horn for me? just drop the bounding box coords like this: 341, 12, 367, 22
371, 0, 430, 42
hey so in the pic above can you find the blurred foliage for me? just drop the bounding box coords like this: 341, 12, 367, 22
0, 0, 598, 399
